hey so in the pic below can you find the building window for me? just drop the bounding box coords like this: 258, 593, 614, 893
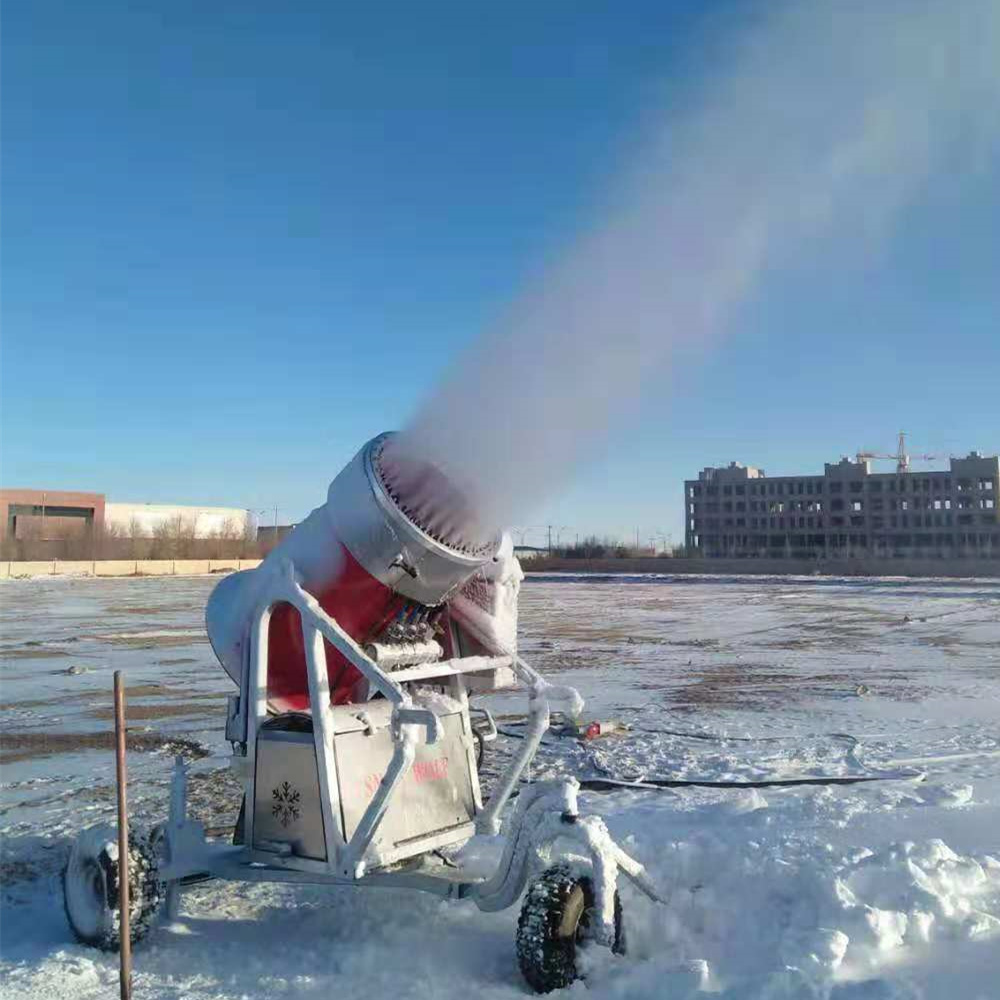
723, 485, 733, 496
851, 500, 863, 512
850, 481, 863, 493
830, 481, 843, 493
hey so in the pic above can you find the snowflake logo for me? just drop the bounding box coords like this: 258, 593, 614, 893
271, 781, 301, 827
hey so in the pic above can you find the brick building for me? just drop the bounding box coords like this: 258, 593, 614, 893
0, 488, 254, 558
685, 452, 999, 559
0, 489, 105, 549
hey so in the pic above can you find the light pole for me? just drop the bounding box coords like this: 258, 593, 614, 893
253, 509, 269, 548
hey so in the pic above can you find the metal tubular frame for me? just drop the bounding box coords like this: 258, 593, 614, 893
241, 561, 443, 877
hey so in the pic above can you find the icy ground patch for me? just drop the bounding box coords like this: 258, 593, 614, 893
2, 573, 999, 999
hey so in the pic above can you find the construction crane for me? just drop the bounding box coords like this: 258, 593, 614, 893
856, 431, 946, 474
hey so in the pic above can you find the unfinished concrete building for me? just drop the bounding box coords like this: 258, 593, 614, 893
685, 453, 999, 560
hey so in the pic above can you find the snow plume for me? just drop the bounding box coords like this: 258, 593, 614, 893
390, 0, 1000, 540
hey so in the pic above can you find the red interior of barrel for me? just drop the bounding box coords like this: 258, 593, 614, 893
266, 545, 407, 711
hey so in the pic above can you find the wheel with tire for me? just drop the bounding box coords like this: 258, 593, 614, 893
63, 825, 164, 951
516, 864, 625, 993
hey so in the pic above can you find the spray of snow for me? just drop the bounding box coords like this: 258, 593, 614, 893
391, 0, 1000, 537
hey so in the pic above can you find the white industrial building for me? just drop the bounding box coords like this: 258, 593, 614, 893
104, 503, 254, 539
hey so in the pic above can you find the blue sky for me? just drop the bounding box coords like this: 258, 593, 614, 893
3, 1, 998, 548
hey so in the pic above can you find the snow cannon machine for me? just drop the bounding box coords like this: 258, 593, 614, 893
63, 432, 659, 992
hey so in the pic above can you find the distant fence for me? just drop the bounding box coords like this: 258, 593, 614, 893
524, 556, 1000, 579
7, 554, 998, 581
0, 559, 263, 579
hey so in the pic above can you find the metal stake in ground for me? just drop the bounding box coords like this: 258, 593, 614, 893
114, 671, 132, 1000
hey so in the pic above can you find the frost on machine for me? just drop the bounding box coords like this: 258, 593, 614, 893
62, 432, 661, 994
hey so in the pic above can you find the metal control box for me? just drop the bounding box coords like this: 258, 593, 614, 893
335, 709, 477, 854
253, 724, 327, 860
253, 703, 479, 864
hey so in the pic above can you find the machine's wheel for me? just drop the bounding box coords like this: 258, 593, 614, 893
516, 864, 625, 993
63, 825, 164, 951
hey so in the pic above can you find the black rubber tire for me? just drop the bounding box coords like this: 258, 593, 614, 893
63, 825, 164, 951
516, 864, 625, 994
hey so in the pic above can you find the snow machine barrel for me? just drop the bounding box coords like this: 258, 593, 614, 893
206, 432, 519, 712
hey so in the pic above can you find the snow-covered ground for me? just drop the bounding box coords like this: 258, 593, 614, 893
2, 573, 999, 999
